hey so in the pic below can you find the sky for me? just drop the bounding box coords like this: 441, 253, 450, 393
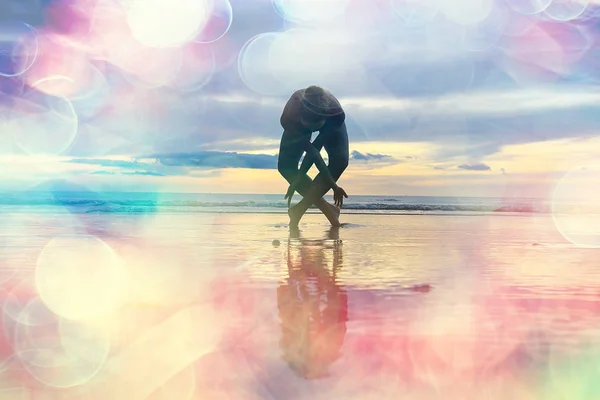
1, 0, 600, 197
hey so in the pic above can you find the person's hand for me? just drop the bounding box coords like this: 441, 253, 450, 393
284, 182, 297, 208
332, 185, 348, 208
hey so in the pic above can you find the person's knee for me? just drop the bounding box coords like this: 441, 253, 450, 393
277, 157, 288, 175
332, 157, 349, 180
340, 156, 349, 171
278, 164, 296, 183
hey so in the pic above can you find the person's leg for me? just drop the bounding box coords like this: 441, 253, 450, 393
279, 166, 340, 226
287, 158, 348, 228
277, 131, 340, 225
288, 122, 349, 228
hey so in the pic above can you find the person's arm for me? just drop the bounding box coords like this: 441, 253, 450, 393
300, 113, 344, 182
302, 140, 338, 190
283, 133, 331, 207
297, 134, 325, 178
284, 132, 348, 207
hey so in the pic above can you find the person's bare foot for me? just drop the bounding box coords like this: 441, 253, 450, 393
327, 225, 340, 240
288, 203, 302, 229
315, 198, 341, 227
331, 203, 341, 219
327, 203, 341, 227
289, 225, 300, 239
319, 202, 341, 227
290, 201, 340, 228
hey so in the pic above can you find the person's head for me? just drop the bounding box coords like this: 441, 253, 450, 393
299, 85, 342, 131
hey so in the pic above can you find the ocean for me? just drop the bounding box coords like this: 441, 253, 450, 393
0, 191, 552, 215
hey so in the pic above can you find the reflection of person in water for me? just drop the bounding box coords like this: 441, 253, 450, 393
277, 229, 348, 379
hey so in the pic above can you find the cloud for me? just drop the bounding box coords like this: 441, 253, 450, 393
340, 87, 600, 118
350, 150, 395, 162
6, 0, 600, 170
52, 13, 600, 160
457, 163, 492, 171
67, 151, 279, 172
67, 159, 144, 169
91, 169, 164, 176
148, 151, 278, 169
186, 83, 600, 162
122, 171, 165, 176
70, 149, 399, 174
65, 157, 185, 176
200, 138, 281, 153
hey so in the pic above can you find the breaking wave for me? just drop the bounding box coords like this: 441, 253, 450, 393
0, 196, 549, 214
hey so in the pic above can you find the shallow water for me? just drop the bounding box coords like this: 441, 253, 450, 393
0, 210, 598, 398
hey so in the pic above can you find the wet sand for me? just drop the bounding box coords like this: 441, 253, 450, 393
0, 210, 598, 399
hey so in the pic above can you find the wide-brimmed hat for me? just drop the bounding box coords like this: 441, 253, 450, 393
300, 86, 343, 117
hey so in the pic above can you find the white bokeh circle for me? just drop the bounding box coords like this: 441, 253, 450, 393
544, 0, 589, 22
271, 0, 351, 24
237, 32, 288, 96
8, 82, 79, 156
552, 164, 600, 248
14, 297, 110, 388
0, 21, 39, 77
503, 0, 552, 15
125, 0, 210, 48
35, 235, 126, 321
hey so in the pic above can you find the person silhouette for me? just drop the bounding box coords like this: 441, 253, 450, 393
277, 85, 349, 229
277, 228, 348, 379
